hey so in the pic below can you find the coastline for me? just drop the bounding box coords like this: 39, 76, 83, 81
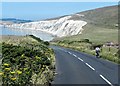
4, 26, 56, 37
0, 26, 55, 41
4, 16, 87, 37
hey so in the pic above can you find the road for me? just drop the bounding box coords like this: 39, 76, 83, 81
50, 46, 119, 86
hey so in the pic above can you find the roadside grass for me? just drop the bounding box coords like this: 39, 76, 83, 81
51, 40, 119, 64
100, 46, 119, 63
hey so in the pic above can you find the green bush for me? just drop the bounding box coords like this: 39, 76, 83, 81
0, 42, 54, 85
44, 41, 50, 46
29, 35, 42, 42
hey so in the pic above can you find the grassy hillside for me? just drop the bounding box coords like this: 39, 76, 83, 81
54, 25, 118, 44
52, 5, 119, 64
54, 5, 118, 44
69, 5, 118, 29
0, 35, 55, 85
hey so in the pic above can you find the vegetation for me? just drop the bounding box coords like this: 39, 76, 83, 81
51, 39, 119, 64
52, 5, 119, 64
0, 35, 55, 85
69, 5, 118, 29
53, 25, 118, 44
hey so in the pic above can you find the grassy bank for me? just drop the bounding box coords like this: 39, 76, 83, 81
0, 35, 55, 85
53, 24, 118, 44
51, 39, 119, 64
52, 13, 118, 64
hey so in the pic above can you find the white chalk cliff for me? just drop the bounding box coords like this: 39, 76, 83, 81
6, 15, 87, 37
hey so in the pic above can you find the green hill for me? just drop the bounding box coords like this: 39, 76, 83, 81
53, 5, 118, 44
52, 5, 119, 64
69, 5, 118, 29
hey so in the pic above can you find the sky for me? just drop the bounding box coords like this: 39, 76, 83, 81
1, 2, 118, 20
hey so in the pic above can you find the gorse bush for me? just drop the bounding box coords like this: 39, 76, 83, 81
0, 42, 54, 85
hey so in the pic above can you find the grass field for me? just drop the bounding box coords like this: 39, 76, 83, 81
54, 24, 118, 44
52, 24, 119, 64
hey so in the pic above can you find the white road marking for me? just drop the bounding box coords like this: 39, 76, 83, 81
68, 52, 72, 55
85, 63, 95, 71
78, 58, 84, 62
63, 50, 113, 86
73, 54, 77, 57
99, 74, 113, 86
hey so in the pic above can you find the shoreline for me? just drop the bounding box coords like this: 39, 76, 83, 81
4, 16, 87, 37
4, 26, 56, 37
0, 26, 56, 41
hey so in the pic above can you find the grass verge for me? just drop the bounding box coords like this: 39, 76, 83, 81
51, 39, 119, 64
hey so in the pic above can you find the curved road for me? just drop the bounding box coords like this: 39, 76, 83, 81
51, 46, 119, 86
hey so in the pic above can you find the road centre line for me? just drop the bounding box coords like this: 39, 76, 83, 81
85, 63, 95, 71
78, 58, 84, 62
99, 74, 113, 86
72, 54, 77, 57
66, 51, 95, 71
64, 50, 114, 86
68, 52, 72, 55
67, 51, 84, 62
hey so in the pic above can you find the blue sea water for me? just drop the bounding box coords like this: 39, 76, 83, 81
0, 25, 54, 41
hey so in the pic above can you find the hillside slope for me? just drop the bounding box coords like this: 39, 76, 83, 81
69, 5, 118, 29
51, 5, 119, 64
53, 5, 118, 43
4, 5, 118, 43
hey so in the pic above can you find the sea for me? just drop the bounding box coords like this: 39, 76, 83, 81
0, 25, 54, 41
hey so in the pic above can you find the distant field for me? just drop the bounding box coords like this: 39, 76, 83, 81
56, 24, 118, 44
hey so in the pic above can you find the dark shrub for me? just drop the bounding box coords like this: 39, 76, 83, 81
44, 41, 50, 46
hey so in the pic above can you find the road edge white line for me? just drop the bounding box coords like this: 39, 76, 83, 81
99, 74, 113, 86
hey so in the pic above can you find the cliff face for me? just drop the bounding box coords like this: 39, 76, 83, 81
3, 5, 118, 37
6, 15, 87, 37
